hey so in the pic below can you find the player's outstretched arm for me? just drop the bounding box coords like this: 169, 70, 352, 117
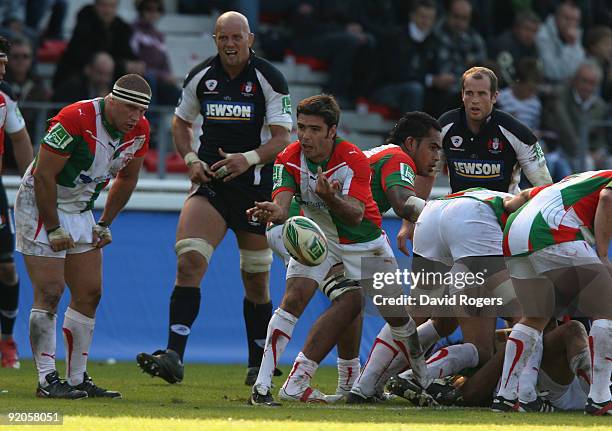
387, 186, 425, 223
503, 188, 533, 213
594, 187, 612, 262
99, 157, 144, 226
8, 127, 34, 175
246, 190, 293, 225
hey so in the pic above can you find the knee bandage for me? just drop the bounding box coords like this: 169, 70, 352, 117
175, 238, 214, 263
240, 248, 273, 273
319, 272, 361, 301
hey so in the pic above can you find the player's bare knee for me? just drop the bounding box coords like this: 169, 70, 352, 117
176, 251, 207, 280
39, 288, 63, 309
0, 262, 17, 285
335, 289, 362, 318
432, 317, 458, 337
564, 320, 588, 342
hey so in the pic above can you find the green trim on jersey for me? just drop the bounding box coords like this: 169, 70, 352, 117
438, 188, 507, 228
369, 155, 416, 214
331, 210, 381, 244
560, 175, 612, 208
99, 99, 123, 141
54, 136, 95, 188
273, 163, 296, 192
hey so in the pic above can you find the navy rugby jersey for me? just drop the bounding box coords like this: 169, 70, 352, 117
440, 107, 548, 194
175, 53, 292, 187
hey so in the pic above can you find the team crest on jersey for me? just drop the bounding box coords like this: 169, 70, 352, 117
450, 136, 463, 148
240, 81, 256, 95
487, 137, 504, 154
205, 79, 218, 91
44, 123, 73, 150
400, 162, 415, 185
273, 164, 284, 189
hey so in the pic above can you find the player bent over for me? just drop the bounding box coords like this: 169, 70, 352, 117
494, 171, 612, 415
16, 74, 151, 399
247, 96, 431, 405
352, 188, 520, 402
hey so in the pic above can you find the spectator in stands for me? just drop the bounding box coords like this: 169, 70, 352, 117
488, 11, 540, 87
541, 60, 608, 171
371, 0, 437, 114
26, 0, 67, 40
52, 51, 115, 104
585, 26, 612, 103
496, 57, 542, 132
428, 0, 487, 117
535, 0, 585, 84
4, 36, 51, 132
131, 0, 181, 106
0, 1, 38, 50
53, 0, 145, 88
289, 1, 375, 107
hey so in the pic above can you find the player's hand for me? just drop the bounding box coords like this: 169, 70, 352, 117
246, 201, 284, 224
397, 221, 415, 256
315, 167, 341, 202
188, 160, 213, 184
47, 227, 75, 252
92, 223, 112, 249
211, 148, 251, 182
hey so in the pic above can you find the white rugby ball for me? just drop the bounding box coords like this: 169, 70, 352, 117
282, 216, 328, 266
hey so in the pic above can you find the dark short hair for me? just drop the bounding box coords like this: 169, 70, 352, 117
461, 66, 499, 94
412, 0, 436, 12
136, 0, 164, 15
0, 36, 9, 55
386, 111, 441, 146
514, 10, 540, 26
515, 57, 542, 83
296, 94, 340, 128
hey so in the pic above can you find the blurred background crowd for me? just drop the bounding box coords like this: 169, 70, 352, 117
1, 0, 611, 180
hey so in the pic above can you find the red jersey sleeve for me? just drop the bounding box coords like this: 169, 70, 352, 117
133, 116, 151, 158
344, 149, 372, 204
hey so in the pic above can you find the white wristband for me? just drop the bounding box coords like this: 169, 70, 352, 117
404, 196, 426, 223
184, 152, 200, 166
243, 150, 261, 166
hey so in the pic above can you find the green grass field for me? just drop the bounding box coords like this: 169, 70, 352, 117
0, 360, 609, 430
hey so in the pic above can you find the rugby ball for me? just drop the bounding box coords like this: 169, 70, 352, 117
282, 216, 328, 266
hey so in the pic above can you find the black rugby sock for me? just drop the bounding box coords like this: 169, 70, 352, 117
167, 286, 201, 361
243, 298, 272, 368
0, 279, 19, 336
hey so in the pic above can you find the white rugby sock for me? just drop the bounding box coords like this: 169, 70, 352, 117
254, 308, 297, 392
336, 357, 360, 394
30, 309, 57, 386
418, 319, 441, 353
588, 319, 612, 403
352, 324, 398, 397
425, 343, 479, 380
62, 307, 95, 386
569, 347, 591, 391
497, 323, 541, 400
518, 335, 543, 403
282, 351, 318, 396
379, 320, 442, 389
